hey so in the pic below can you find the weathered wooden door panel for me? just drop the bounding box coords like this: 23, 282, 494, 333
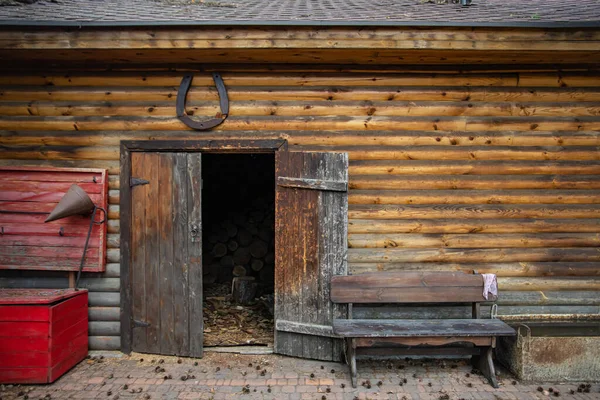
130, 152, 202, 357
274, 151, 348, 361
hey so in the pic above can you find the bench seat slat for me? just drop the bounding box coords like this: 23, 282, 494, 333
333, 319, 516, 338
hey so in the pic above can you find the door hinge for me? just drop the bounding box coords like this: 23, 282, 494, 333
130, 177, 150, 188
133, 319, 150, 328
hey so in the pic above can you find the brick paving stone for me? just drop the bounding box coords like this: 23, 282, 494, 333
0, 353, 599, 400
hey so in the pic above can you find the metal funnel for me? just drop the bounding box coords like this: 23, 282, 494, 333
45, 184, 95, 222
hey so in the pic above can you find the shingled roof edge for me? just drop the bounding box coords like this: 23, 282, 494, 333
1, 19, 600, 29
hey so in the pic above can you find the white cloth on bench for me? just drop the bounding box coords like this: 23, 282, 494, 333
482, 273, 498, 300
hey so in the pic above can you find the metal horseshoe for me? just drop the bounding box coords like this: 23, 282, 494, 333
176, 72, 229, 130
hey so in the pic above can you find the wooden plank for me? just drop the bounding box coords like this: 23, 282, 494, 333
277, 176, 348, 192
332, 271, 484, 288
332, 319, 515, 337
130, 151, 147, 353
275, 320, 338, 338
171, 152, 189, 356
186, 152, 203, 358
355, 336, 493, 347
156, 153, 174, 355
274, 151, 348, 361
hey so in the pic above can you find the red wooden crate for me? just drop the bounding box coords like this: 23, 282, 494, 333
0, 289, 89, 384
0, 166, 108, 272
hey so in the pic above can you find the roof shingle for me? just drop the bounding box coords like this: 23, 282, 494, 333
0, 0, 599, 27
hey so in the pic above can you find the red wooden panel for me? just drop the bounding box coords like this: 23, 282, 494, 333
50, 327, 88, 366
0, 336, 49, 352
0, 305, 49, 321
0, 289, 85, 305
0, 222, 102, 236
0, 168, 104, 183
50, 292, 88, 321
0, 367, 48, 384
49, 343, 87, 383
0, 321, 48, 337
0, 351, 50, 368
1, 235, 100, 248
0, 167, 108, 272
51, 309, 87, 338
50, 318, 88, 352
0, 181, 103, 194
0, 191, 103, 203
0, 245, 100, 258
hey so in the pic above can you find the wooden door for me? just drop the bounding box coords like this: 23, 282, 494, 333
274, 151, 349, 361
129, 152, 203, 357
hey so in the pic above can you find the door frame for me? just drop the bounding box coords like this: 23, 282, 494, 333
120, 139, 287, 354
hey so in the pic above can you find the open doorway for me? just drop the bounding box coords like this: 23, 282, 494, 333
201, 153, 275, 348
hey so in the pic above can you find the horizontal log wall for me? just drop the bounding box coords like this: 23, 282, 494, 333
0, 68, 599, 350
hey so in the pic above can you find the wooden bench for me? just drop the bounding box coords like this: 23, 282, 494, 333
331, 271, 516, 388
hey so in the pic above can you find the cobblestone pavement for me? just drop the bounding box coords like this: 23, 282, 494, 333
1, 352, 599, 400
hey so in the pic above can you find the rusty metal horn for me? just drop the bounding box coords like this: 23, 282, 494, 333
45, 184, 96, 222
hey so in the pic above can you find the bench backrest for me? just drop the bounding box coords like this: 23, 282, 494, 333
330, 271, 495, 304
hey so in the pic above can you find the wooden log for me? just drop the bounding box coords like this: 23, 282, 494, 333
233, 265, 247, 277
258, 227, 272, 242
88, 307, 120, 321
2, 100, 600, 119
349, 175, 600, 190
212, 243, 228, 258
237, 229, 253, 246
77, 277, 120, 292
348, 233, 600, 249
88, 336, 120, 351
219, 256, 234, 267
264, 252, 275, 265
348, 218, 600, 234
348, 204, 600, 220
227, 240, 239, 252
1, 115, 599, 133
259, 263, 274, 282
348, 248, 600, 263
4, 144, 600, 163
224, 222, 238, 238
349, 160, 600, 176
3, 86, 599, 104
231, 276, 257, 305
251, 259, 264, 272
498, 277, 600, 291
249, 240, 268, 258
349, 190, 600, 205
88, 292, 120, 307
89, 321, 120, 336
348, 261, 600, 277
233, 247, 252, 265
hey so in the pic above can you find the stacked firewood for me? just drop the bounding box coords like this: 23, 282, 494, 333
203, 196, 275, 303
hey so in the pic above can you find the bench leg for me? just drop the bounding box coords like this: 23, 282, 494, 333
346, 338, 358, 388
472, 346, 498, 388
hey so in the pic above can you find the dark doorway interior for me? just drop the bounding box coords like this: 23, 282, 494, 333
201, 153, 275, 347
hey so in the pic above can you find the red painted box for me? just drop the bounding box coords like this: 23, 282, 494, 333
0, 289, 88, 384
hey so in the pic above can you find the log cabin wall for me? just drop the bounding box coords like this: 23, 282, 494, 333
0, 27, 599, 350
